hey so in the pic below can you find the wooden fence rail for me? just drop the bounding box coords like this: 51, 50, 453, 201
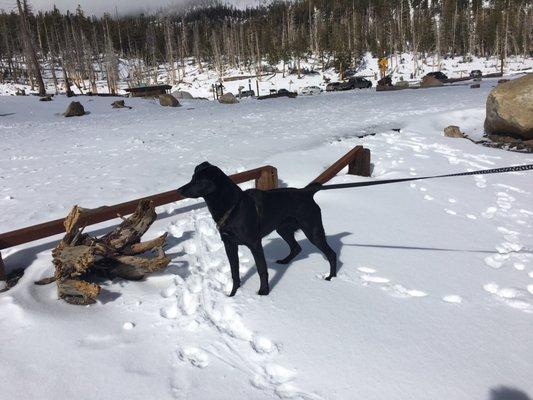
312, 145, 371, 184
0, 165, 278, 283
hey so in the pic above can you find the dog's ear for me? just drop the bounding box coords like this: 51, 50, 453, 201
194, 161, 212, 173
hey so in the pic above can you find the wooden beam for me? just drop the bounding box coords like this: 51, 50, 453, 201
0, 166, 275, 250
312, 146, 363, 184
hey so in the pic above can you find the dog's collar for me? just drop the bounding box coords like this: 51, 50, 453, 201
216, 201, 238, 231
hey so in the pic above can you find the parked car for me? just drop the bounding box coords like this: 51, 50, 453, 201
470, 70, 482, 80
257, 88, 298, 100
424, 71, 448, 81
239, 89, 255, 98
326, 82, 341, 91
300, 86, 323, 95
343, 77, 372, 89
326, 77, 372, 91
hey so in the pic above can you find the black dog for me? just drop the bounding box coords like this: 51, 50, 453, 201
177, 162, 336, 296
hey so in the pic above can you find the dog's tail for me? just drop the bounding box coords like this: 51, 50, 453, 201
304, 182, 325, 195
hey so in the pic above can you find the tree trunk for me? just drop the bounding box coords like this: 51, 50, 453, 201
17, 0, 46, 96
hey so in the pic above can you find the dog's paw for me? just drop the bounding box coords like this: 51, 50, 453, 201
258, 286, 270, 296
275, 258, 290, 265
325, 274, 336, 281
228, 282, 241, 297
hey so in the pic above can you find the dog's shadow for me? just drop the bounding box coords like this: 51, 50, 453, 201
241, 231, 352, 291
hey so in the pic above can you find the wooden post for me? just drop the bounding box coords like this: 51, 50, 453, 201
348, 147, 371, 177
0, 252, 6, 288
360, 148, 371, 177
256, 166, 278, 190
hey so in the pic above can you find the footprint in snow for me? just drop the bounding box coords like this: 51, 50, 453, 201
357, 266, 376, 273
160, 304, 179, 319
482, 206, 498, 219
161, 286, 177, 298
386, 284, 428, 298
442, 295, 462, 304
513, 263, 525, 271
483, 282, 533, 313
251, 335, 275, 354
361, 274, 390, 284
178, 347, 209, 368
484, 253, 510, 269
123, 322, 135, 330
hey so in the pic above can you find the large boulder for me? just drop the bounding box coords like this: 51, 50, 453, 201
159, 94, 180, 107
421, 75, 443, 87
484, 74, 533, 140
172, 91, 194, 100
218, 92, 239, 104
63, 101, 85, 117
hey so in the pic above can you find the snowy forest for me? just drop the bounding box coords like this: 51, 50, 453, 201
0, 0, 531, 95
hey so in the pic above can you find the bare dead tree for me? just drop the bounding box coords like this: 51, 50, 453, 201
17, 0, 46, 95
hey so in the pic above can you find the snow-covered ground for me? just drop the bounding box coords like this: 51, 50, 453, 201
1, 75, 532, 400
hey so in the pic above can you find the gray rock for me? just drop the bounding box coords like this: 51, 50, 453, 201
218, 93, 239, 104
172, 91, 194, 100
111, 100, 131, 109
63, 101, 85, 117
39, 95, 53, 101
159, 94, 180, 107
470, 83, 480, 89
484, 74, 533, 140
444, 125, 465, 138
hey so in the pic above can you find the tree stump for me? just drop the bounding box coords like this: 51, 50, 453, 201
38, 200, 170, 305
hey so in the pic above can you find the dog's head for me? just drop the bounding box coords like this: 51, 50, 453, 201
177, 162, 225, 198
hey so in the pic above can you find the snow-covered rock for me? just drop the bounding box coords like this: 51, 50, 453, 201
484, 73, 533, 140
218, 92, 239, 104
159, 94, 180, 107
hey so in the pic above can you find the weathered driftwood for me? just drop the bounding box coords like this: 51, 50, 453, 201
40, 200, 170, 305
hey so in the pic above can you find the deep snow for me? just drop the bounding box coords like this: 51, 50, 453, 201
1, 75, 532, 400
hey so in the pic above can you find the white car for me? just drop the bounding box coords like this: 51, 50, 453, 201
300, 86, 323, 95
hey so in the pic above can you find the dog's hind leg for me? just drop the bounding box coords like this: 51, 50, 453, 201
275, 225, 301, 265
223, 239, 241, 296
249, 242, 270, 295
299, 213, 337, 281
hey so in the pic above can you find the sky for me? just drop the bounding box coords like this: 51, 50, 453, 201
0, 0, 266, 16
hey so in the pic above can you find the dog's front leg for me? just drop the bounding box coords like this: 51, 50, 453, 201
223, 239, 240, 296
249, 242, 270, 295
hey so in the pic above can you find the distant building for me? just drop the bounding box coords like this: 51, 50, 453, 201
125, 85, 172, 97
